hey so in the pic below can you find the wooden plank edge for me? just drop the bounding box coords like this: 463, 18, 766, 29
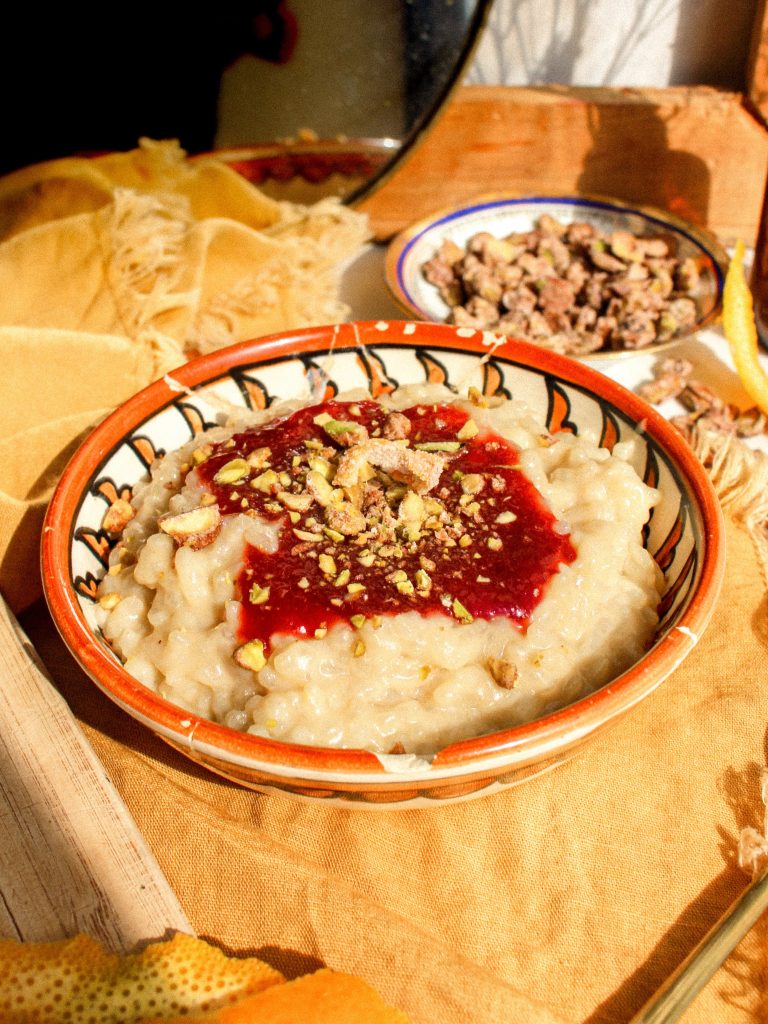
0, 596, 193, 952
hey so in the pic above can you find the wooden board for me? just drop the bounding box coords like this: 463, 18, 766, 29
0, 597, 192, 952
360, 84, 768, 247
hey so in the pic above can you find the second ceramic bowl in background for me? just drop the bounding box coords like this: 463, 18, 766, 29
386, 194, 727, 359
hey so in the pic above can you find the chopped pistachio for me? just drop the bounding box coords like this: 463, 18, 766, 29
248, 583, 270, 605
488, 657, 519, 688
192, 445, 212, 465
323, 418, 366, 439
324, 527, 346, 543
399, 490, 425, 521
314, 627, 328, 639
288, 511, 301, 524
415, 568, 432, 591
158, 504, 222, 549
199, 493, 217, 507
313, 411, 333, 426
424, 497, 444, 515
467, 386, 489, 408
306, 469, 335, 506
107, 563, 123, 577
293, 528, 323, 542
487, 536, 503, 551
308, 455, 333, 478
278, 490, 314, 512
457, 418, 479, 440
396, 580, 415, 596
102, 498, 135, 534
347, 582, 366, 595
459, 535, 472, 548
318, 553, 337, 575
452, 598, 474, 624
234, 639, 266, 672
251, 468, 278, 492
214, 458, 249, 485
401, 523, 422, 542
386, 483, 408, 504
495, 510, 517, 524
297, 577, 310, 589
334, 569, 351, 587
460, 473, 484, 495
414, 441, 461, 452
246, 446, 271, 470
350, 614, 366, 629
357, 551, 376, 567
99, 591, 121, 610
353, 639, 366, 658
325, 501, 366, 536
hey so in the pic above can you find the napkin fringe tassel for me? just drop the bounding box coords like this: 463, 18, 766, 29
688, 425, 768, 588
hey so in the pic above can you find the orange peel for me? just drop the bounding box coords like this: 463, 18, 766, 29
149, 968, 413, 1024
722, 239, 768, 415
0, 932, 283, 1024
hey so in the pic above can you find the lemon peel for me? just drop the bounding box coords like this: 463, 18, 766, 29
722, 239, 768, 415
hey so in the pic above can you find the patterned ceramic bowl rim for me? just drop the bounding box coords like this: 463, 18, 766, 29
42, 321, 725, 789
385, 193, 727, 360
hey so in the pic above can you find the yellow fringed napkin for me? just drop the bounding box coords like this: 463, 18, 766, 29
0, 137, 284, 240
0, 140, 370, 612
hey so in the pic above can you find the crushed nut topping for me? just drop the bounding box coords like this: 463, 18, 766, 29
422, 215, 703, 355
185, 398, 576, 662
158, 504, 222, 549
102, 498, 135, 534
638, 357, 768, 442
487, 657, 519, 689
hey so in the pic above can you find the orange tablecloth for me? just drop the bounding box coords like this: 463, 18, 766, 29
16, 505, 768, 1023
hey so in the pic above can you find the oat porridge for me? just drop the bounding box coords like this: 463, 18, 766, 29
95, 383, 664, 756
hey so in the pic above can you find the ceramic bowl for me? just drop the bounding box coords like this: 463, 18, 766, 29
385, 194, 727, 359
42, 320, 724, 807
